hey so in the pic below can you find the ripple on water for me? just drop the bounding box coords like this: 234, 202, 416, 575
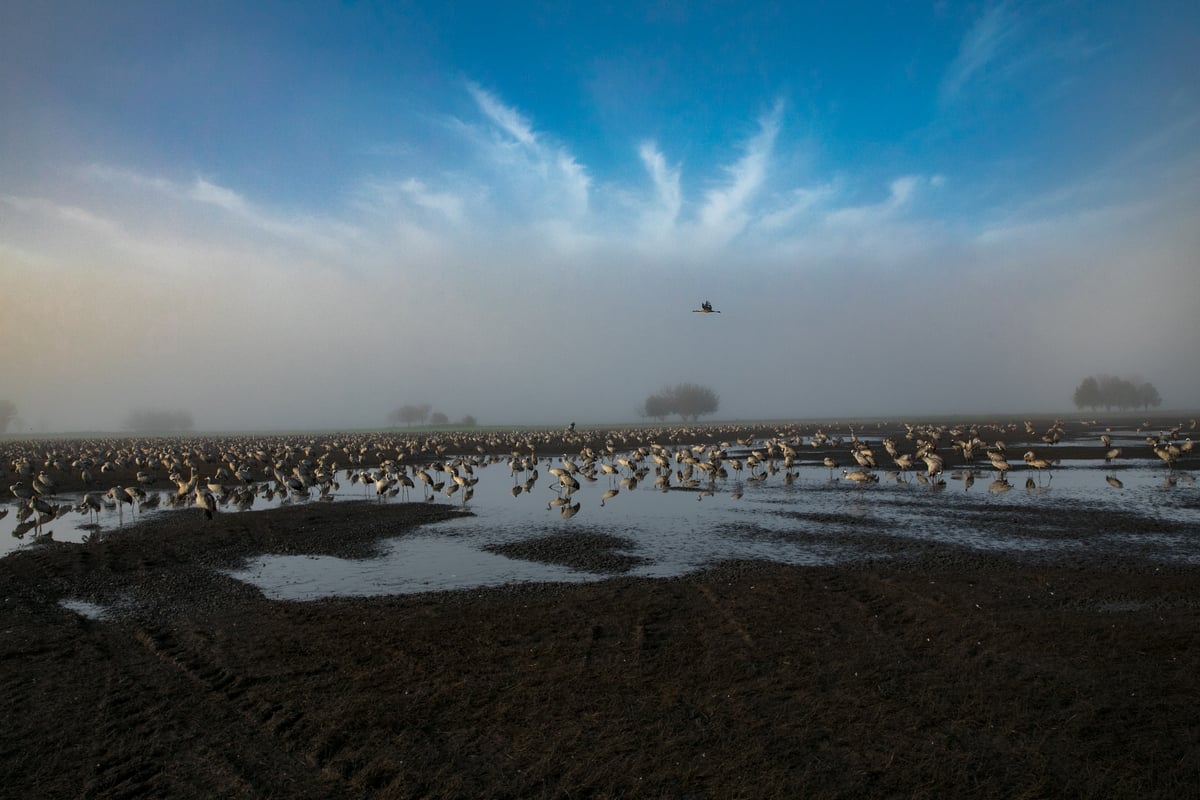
6, 456, 1199, 598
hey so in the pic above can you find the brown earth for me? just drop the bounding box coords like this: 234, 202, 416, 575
2, 496, 1198, 799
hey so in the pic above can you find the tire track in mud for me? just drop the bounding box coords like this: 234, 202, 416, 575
75, 621, 310, 799
818, 569, 953, 634
82, 639, 169, 799
696, 584, 757, 651
821, 571, 899, 642
3, 534, 398, 797
129, 622, 384, 796
5, 542, 295, 797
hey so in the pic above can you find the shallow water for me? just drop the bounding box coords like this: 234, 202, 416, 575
230, 460, 1198, 600
7, 449, 1197, 599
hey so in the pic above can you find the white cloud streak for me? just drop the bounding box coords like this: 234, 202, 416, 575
3, 83, 1198, 431
941, 3, 1021, 102
637, 140, 682, 238
464, 83, 592, 221
694, 103, 782, 245
469, 84, 538, 146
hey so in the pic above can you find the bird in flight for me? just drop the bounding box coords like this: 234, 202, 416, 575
693, 301, 721, 313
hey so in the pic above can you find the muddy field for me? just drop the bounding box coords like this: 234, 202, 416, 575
3, 417, 1199, 797
1, 496, 1198, 799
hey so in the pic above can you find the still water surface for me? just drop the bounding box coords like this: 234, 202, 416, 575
8, 452, 1196, 600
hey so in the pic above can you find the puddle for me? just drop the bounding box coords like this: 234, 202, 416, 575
58, 598, 112, 620
232, 456, 1196, 599
6, 446, 1197, 599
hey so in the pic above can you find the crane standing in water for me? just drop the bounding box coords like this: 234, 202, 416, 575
1023, 451, 1054, 482
195, 486, 217, 520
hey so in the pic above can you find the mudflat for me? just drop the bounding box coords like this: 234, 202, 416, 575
2, 496, 1197, 799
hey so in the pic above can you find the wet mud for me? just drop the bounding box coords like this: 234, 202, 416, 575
2, 497, 1198, 799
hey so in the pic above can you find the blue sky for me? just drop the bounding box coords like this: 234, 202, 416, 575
2, 1, 1198, 430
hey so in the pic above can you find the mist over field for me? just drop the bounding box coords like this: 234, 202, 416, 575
2, 2, 1198, 433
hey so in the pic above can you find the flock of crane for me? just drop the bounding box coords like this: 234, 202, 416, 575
3, 416, 1196, 537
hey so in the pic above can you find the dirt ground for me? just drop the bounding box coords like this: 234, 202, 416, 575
2, 495, 1198, 800
3, 416, 1198, 798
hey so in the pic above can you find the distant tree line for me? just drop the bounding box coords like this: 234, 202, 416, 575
387, 403, 476, 428
1073, 375, 1162, 411
641, 383, 720, 422
0, 398, 16, 434
124, 409, 195, 432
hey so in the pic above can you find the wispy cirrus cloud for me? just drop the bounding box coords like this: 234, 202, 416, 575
753, 184, 832, 233
399, 178, 466, 224
469, 83, 538, 146
0, 193, 128, 242
636, 140, 682, 239
188, 176, 364, 254
693, 102, 783, 245
822, 175, 924, 230
940, 3, 1107, 109
463, 83, 592, 220
23, 89, 954, 285
81, 164, 362, 256
0, 190, 234, 281
940, 3, 1021, 103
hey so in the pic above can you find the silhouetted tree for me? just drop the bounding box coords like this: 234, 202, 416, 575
0, 399, 15, 434
642, 393, 672, 422
642, 383, 720, 422
1073, 377, 1102, 410
1073, 375, 1161, 412
429, 411, 449, 426
1137, 382, 1162, 411
388, 403, 432, 426
1106, 375, 1137, 409
671, 383, 720, 421
459, 415, 477, 427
